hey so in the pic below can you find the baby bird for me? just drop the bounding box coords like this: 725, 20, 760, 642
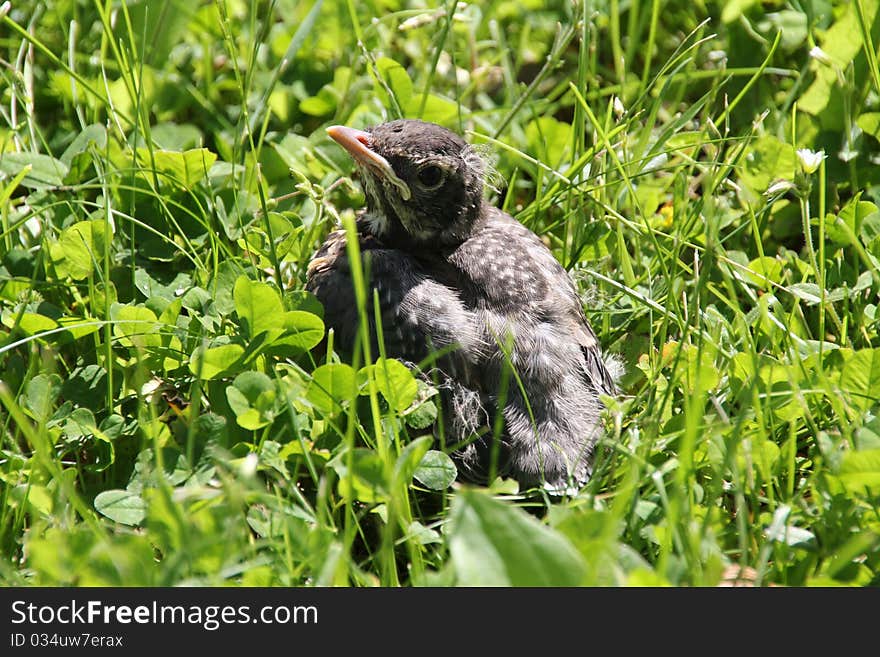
307, 119, 616, 488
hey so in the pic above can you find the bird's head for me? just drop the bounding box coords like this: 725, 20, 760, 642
326, 119, 488, 248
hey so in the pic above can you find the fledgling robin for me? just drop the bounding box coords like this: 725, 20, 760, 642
307, 119, 617, 489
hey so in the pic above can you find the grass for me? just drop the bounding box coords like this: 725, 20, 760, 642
1, 0, 880, 586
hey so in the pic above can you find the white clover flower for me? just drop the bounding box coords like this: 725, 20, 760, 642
796, 148, 826, 174
23, 215, 42, 241
240, 452, 259, 478
809, 46, 833, 66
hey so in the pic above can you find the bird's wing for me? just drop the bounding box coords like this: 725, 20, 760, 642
503, 211, 618, 399
306, 228, 361, 352
558, 278, 618, 397
307, 225, 483, 376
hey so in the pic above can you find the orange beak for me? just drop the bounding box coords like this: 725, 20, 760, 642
326, 125, 411, 200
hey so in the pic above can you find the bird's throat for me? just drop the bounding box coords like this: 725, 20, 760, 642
362, 210, 390, 237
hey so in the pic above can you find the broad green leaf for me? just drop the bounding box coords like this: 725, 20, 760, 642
92, 282, 118, 315
232, 370, 274, 399
137, 147, 217, 188
721, 0, 760, 23
799, 0, 878, 127
405, 398, 438, 429
525, 116, 571, 168
270, 0, 326, 117
369, 358, 419, 412
300, 93, 335, 116
156, 297, 183, 327
100, 414, 125, 441
244, 213, 301, 261
274, 134, 321, 178
55, 220, 109, 280
81, 418, 116, 471
134, 269, 193, 301
626, 570, 673, 586
6, 311, 56, 337
56, 316, 102, 340
745, 256, 784, 288
129, 446, 193, 490
60, 124, 107, 182
814, 0, 875, 65
747, 438, 781, 476
190, 413, 228, 460
837, 348, 880, 411
226, 388, 261, 430
789, 283, 823, 305
665, 131, 705, 152
4, 312, 100, 343
258, 440, 289, 478
857, 112, 880, 141
233, 275, 285, 339
94, 490, 147, 526
277, 438, 331, 467
418, 94, 458, 125
210, 260, 255, 315
180, 286, 213, 316
150, 123, 203, 150
276, 216, 304, 259
123, 0, 192, 66
448, 489, 586, 586
62, 407, 98, 440
738, 136, 797, 196
246, 504, 312, 540
298, 65, 348, 117
0, 152, 69, 190
835, 449, 880, 494
189, 343, 246, 379
860, 211, 880, 246
269, 311, 325, 353
286, 289, 324, 318
306, 363, 358, 415
856, 416, 880, 451
24, 374, 62, 423
394, 436, 433, 485
330, 448, 388, 503
413, 450, 457, 490
24, 525, 156, 585
9, 484, 53, 516
374, 57, 413, 112
226, 371, 276, 430
111, 304, 161, 350
682, 343, 720, 393
827, 197, 879, 244
62, 364, 114, 412
729, 351, 755, 384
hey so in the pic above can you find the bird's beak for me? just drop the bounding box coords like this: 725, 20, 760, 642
326, 125, 411, 200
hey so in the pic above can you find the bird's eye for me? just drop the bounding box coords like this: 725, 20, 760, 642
417, 165, 444, 188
